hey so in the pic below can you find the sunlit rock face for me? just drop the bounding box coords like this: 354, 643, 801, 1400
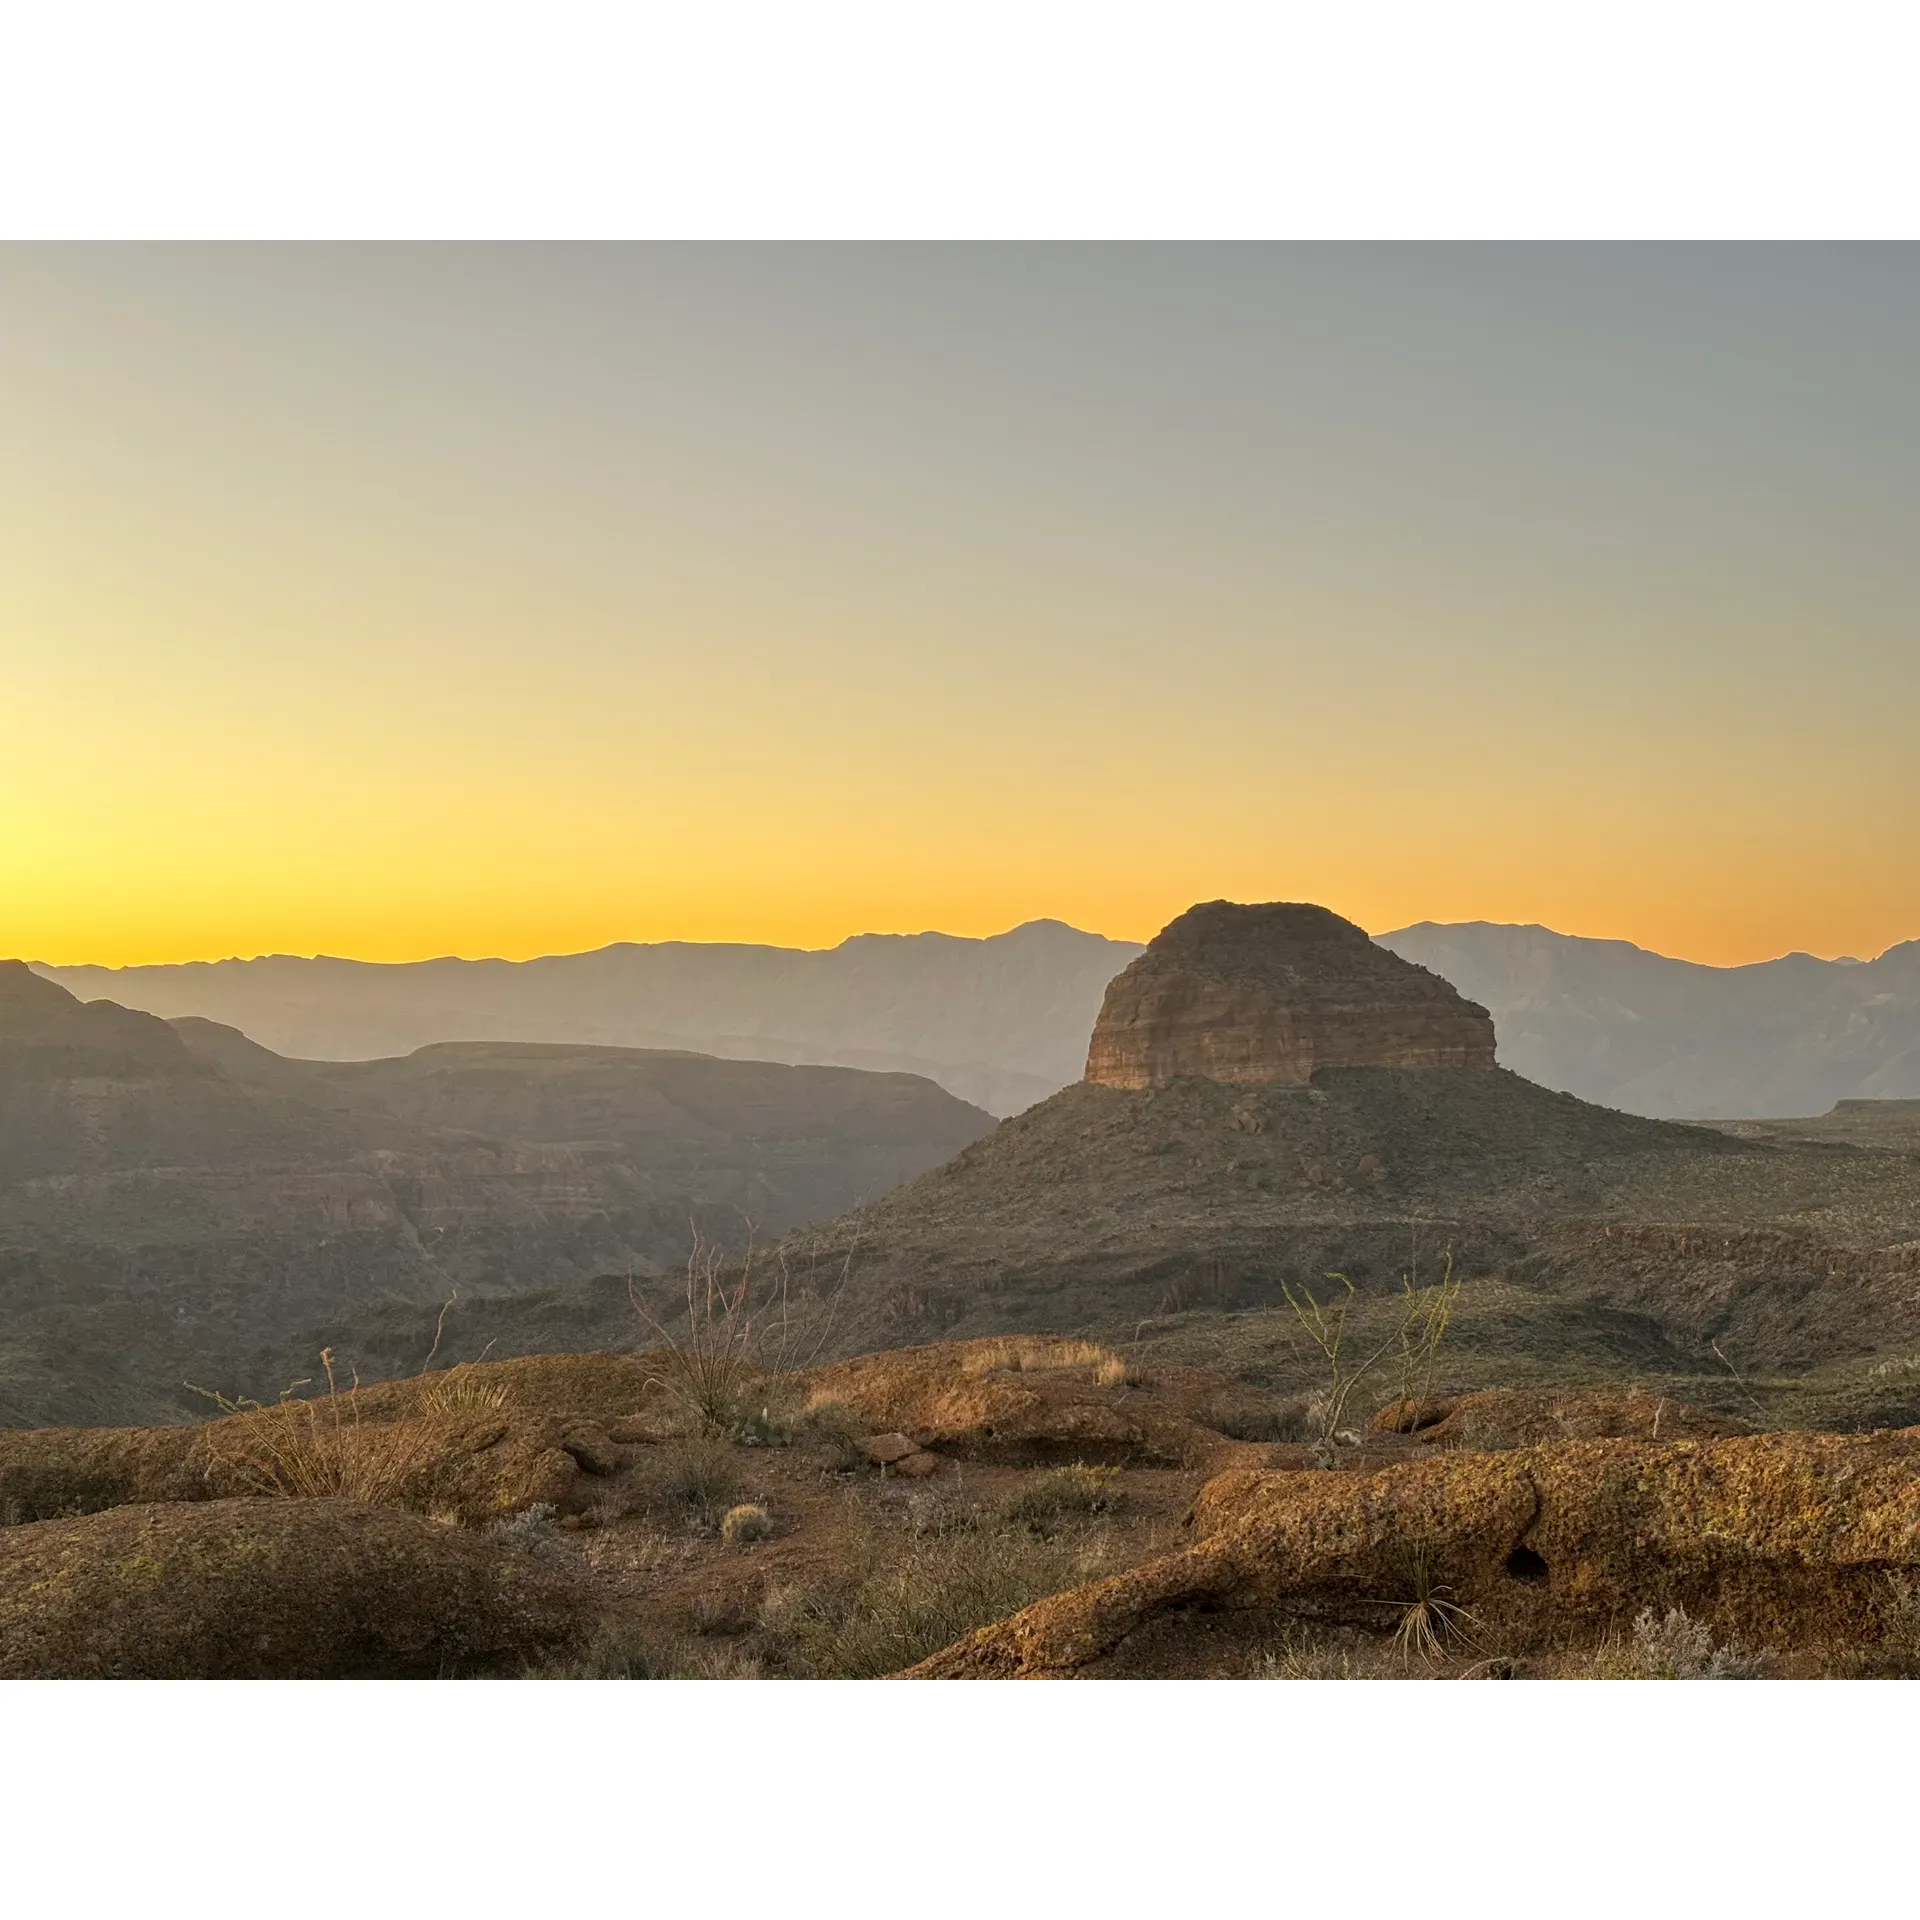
1083, 901, 1497, 1091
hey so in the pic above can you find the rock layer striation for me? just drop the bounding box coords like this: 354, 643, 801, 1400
1084, 900, 1497, 1091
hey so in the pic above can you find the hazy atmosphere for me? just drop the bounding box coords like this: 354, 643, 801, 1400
10, 239, 1920, 1697
7, 244, 1918, 968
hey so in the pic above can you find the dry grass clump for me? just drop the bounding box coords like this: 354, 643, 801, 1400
1257, 1631, 1394, 1679
532, 1618, 765, 1680
992, 1464, 1124, 1536
1203, 1393, 1313, 1442
628, 1434, 743, 1531
962, 1337, 1136, 1385
532, 1517, 1100, 1680
794, 1394, 869, 1473
720, 1503, 772, 1546
418, 1368, 512, 1418
757, 1527, 1106, 1678
1381, 1548, 1485, 1668
198, 1351, 448, 1505
1588, 1606, 1769, 1679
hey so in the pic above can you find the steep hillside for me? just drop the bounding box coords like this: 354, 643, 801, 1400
790, 906, 1920, 1390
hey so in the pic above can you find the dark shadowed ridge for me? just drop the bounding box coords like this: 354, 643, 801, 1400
0, 968, 994, 1428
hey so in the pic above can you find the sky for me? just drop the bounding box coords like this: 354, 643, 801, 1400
4, 244, 1918, 969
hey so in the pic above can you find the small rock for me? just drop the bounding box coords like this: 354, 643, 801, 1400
889, 1450, 941, 1479
864, 1432, 920, 1466
560, 1425, 623, 1476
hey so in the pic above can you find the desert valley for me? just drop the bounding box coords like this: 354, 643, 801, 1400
7, 899, 1920, 1680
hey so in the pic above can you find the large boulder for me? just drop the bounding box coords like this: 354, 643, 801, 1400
0, 1498, 585, 1678
0, 1354, 677, 1528
1369, 1386, 1747, 1448
1084, 901, 1496, 1091
806, 1336, 1284, 1467
909, 1426, 1920, 1675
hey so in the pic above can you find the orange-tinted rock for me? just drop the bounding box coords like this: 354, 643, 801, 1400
909, 1427, 1920, 1676
1370, 1387, 1747, 1448
1084, 901, 1496, 1091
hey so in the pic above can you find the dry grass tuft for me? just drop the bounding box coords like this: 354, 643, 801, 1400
1382, 1549, 1486, 1668
198, 1350, 448, 1505
758, 1527, 1107, 1678
628, 1434, 743, 1531
992, 1463, 1124, 1536
962, 1337, 1133, 1385
418, 1368, 512, 1418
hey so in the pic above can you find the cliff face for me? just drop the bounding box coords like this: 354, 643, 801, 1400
1084, 901, 1497, 1090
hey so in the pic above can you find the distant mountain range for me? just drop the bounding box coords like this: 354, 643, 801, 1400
38, 922, 1143, 1118
1375, 922, 1920, 1119
33, 915, 1920, 1120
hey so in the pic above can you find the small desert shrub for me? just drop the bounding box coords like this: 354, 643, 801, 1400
488, 1501, 559, 1559
1282, 1256, 1461, 1444
720, 1503, 772, 1546
796, 1395, 869, 1473
631, 1229, 856, 1434
1825, 1573, 1920, 1678
1596, 1606, 1769, 1679
896, 1486, 977, 1538
632, 1435, 743, 1530
757, 1528, 1102, 1678
688, 1585, 760, 1636
1204, 1394, 1312, 1443
993, 1464, 1124, 1536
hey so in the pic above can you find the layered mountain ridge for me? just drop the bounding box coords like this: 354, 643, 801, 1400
38, 914, 1920, 1119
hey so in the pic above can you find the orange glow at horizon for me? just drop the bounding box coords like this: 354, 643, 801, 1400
4, 245, 1917, 975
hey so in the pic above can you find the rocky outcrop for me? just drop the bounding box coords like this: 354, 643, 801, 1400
910, 1426, 1920, 1676
1084, 902, 1496, 1091
805, 1335, 1285, 1467
0, 1498, 585, 1678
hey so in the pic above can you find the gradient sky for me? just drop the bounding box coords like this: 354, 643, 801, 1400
4, 244, 1917, 968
